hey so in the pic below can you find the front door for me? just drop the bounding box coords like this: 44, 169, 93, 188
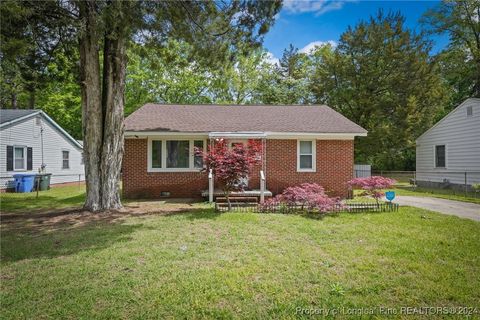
230, 140, 249, 189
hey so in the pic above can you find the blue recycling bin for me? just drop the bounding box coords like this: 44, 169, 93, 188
13, 174, 36, 193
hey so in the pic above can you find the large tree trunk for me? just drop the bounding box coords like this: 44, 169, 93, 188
79, 0, 103, 212
11, 91, 17, 109
79, 0, 126, 212
100, 20, 126, 210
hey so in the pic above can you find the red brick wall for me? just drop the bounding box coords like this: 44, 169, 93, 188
123, 139, 207, 198
265, 139, 354, 197
123, 138, 354, 199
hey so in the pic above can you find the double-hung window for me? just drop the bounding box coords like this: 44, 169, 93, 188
14, 146, 26, 170
149, 139, 205, 171
62, 150, 70, 169
297, 140, 316, 172
435, 145, 446, 168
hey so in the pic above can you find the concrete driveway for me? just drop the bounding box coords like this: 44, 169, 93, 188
393, 196, 480, 221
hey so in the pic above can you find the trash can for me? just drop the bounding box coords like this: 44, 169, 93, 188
13, 174, 36, 193
36, 173, 52, 191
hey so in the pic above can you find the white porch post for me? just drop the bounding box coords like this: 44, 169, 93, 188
260, 170, 265, 204
208, 169, 214, 203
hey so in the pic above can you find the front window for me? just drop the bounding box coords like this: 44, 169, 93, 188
166, 140, 189, 168
435, 145, 445, 168
149, 139, 206, 171
194, 140, 204, 169
14, 147, 26, 170
298, 140, 315, 171
152, 141, 162, 168
62, 150, 70, 169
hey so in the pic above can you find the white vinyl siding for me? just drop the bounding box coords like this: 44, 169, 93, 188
0, 115, 84, 188
416, 99, 480, 184
297, 140, 316, 172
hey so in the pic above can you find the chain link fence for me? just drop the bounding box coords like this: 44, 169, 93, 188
353, 169, 480, 199
1, 174, 85, 191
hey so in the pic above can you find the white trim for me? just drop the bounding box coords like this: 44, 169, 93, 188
1, 110, 83, 150
0, 111, 41, 128
13, 145, 27, 171
297, 140, 316, 172
265, 132, 364, 139
209, 132, 267, 139
147, 137, 206, 172
125, 131, 365, 139
417, 98, 480, 142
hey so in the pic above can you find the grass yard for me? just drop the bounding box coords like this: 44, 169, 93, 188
0, 185, 86, 213
1, 201, 479, 318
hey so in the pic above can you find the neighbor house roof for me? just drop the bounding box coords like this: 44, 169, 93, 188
0, 109, 83, 149
0, 109, 40, 124
125, 104, 367, 135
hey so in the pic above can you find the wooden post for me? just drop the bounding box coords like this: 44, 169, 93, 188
260, 170, 265, 204
208, 169, 214, 203
36, 176, 40, 198
465, 171, 467, 197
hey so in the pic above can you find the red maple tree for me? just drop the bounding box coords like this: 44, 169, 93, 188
198, 139, 261, 209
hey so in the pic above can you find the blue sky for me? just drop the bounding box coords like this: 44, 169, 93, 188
263, 0, 449, 61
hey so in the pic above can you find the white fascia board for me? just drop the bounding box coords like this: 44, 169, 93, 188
125, 131, 209, 138
0, 110, 83, 149
209, 132, 267, 139
0, 111, 41, 128
416, 98, 479, 143
40, 111, 83, 149
265, 132, 366, 140
125, 131, 366, 140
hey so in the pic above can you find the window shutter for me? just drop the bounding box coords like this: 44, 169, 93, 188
27, 147, 33, 170
6, 146, 13, 171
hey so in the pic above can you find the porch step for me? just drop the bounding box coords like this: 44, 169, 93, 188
216, 197, 258, 203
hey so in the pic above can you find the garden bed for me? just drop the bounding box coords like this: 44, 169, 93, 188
215, 201, 399, 213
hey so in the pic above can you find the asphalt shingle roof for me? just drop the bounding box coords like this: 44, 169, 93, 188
0, 109, 39, 124
125, 104, 367, 134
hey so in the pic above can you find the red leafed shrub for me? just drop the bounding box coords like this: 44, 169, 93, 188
347, 176, 396, 204
198, 139, 262, 209
260, 183, 343, 213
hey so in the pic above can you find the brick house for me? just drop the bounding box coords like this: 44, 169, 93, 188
123, 104, 367, 199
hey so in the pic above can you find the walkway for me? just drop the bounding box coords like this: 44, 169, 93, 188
394, 196, 480, 221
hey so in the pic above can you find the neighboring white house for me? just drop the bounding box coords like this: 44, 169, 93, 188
0, 109, 84, 190
416, 98, 480, 188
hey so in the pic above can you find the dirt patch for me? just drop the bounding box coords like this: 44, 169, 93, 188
0, 199, 208, 233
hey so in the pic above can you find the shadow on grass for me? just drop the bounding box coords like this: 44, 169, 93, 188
0, 205, 215, 263
0, 216, 144, 263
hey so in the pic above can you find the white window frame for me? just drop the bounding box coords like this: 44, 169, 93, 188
62, 149, 70, 170
13, 146, 27, 171
297, 140, 316, 172
147, 137, 207, 172
433, 144, 447, 169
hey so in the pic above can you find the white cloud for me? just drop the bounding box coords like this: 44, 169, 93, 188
283, 0, 347, 16
264, 52, 280, 66
299, 40, 337, 54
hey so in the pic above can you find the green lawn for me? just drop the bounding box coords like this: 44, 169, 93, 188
0, 185, 86, 213
1, 204, 479, 318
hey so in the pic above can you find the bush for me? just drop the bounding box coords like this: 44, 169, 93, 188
348, 176, 396, 204
259, 183, 343, 213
